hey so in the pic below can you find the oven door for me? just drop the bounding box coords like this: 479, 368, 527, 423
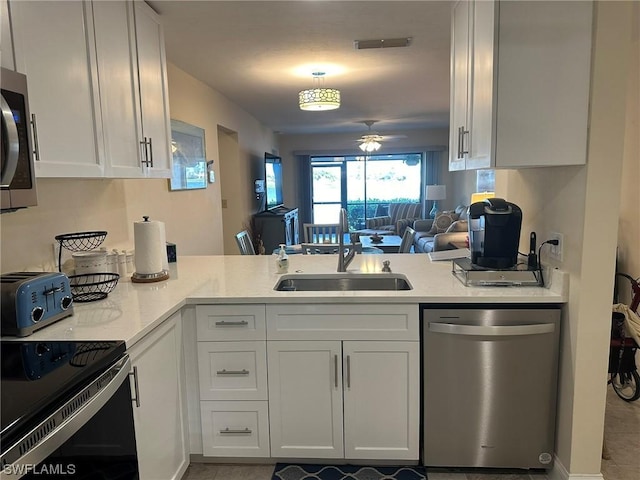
1, 355, 139, 479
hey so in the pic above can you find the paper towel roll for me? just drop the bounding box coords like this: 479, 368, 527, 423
134, 217, 166, 275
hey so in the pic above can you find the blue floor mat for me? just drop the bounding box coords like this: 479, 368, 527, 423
272, 463, 427, 480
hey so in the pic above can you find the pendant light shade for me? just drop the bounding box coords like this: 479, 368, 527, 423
299, 72, 341, 111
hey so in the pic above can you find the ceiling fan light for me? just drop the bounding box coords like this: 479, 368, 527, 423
298, 88, 341, 111
359, 140, 381, 152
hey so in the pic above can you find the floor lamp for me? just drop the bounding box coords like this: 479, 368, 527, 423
425, 185, 446, 218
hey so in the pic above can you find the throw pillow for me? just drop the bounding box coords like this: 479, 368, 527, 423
428, 212, 459, 234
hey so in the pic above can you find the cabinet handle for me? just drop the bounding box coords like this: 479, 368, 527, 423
346, 355, 351, 389
462, 129, 469, 155
334, 354, 338, 389
147, 137, 154, 168
139, 137, 148, 167
216, 369, 249, 375
457, 126, 464, 159
140, 137, 153, 167
129, 366, 140, 408
31, 114, 40, 162
214, 320, 249, 326
219, 427, 252, 435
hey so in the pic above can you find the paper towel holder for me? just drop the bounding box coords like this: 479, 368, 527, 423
132, 216, 170, 283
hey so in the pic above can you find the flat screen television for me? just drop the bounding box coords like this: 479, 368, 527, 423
264, 153, 284, 210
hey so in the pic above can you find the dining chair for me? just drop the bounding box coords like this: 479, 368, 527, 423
303, 223, 340, 243
235, 230, 256, 255
398, 226, 416, 253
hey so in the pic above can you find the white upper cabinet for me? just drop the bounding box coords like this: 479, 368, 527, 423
92, 1, 145, 178
133, 1, 172, 177
449, 0, 593, 170
11, 0, 104, 177
9, 0, 172, 178
1, 0, 15, 70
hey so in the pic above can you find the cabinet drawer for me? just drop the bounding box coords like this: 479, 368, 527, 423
197, 342, 267, 400
266, 304, 419, 341
196, 305, 266, 341
200, 401, 270, 457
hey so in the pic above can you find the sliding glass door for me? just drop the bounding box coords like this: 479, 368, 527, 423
311, 162, 344, 224
310, 153, 424, 229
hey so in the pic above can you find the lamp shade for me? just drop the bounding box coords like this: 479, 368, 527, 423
425, 184, 446, 201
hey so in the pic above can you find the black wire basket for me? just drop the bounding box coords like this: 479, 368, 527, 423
69, 273, 120, 303
55, 231, 108, 252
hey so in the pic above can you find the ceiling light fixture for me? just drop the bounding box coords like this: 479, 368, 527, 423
298, 72, 340, 111
359, 137, 382, 152
358, 120, 383, 152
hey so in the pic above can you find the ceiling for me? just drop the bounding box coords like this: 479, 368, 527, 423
150, 1, 453, 136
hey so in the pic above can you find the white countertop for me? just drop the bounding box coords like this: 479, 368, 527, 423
10, 255, 567, 347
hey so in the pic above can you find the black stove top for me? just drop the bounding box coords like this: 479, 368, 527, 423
1, 340, 126, 447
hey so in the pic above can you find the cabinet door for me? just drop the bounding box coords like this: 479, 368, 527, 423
267, 340, 344, 458
128, 312, 189, 480
493, 1, 592, 167
449, 0, 470, 172
1, 0, 14, 70
343, 341, 420, 460
10, 0, 104, 177
466, 0, 495, 170
134, 1, 171, 178
93, 1, 144, 178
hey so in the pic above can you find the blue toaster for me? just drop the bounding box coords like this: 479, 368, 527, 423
1, 272, 74, 337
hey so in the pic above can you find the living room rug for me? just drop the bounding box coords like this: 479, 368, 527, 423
271, 463, 427, 480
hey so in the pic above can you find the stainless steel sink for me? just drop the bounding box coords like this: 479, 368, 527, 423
274, 273, 413, 291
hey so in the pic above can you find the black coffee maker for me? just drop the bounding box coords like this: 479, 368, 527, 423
468, 198, 522, 269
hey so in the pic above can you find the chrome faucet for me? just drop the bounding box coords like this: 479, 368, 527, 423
337, 208, 357, 272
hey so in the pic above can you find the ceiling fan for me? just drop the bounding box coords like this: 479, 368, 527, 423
356, 120, 407, 152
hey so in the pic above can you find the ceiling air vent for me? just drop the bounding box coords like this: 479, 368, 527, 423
354, 38, 412, 50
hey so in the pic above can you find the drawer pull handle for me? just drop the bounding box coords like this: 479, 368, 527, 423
220, 427, 252, 435
216, 369, 249, 375
214, 320, 249, 326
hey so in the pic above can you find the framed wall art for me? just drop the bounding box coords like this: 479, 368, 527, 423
169, 120, 207, 191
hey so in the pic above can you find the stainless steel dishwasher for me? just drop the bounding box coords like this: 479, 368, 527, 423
422, 305, 561, 469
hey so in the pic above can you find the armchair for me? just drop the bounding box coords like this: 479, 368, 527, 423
364, 203, 422, 236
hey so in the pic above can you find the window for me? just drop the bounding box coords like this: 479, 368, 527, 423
310, 153, 424, 229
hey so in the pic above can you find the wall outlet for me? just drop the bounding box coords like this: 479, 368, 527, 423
549, 232, 564, 262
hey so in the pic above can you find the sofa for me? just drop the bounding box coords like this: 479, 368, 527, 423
413, 205, 469, 253
362, 202, 422, 236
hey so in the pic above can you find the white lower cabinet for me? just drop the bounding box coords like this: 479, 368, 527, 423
195, 303, 419, 461
343, 341, 420, 460
267, 341, 344, 458
267, 339, 420, 460
128, 312, 189, 480
200, 401, 270, 457
196, 305, 270, 458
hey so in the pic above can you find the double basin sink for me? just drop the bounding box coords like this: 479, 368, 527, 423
274, 273, 413, 292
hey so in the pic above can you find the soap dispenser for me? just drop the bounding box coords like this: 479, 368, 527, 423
276, 244, 289, 274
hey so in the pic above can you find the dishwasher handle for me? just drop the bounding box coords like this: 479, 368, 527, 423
428, 322, 555, 336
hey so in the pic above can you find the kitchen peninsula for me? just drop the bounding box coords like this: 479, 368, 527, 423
20, 255, 567, 346
5, 255, 567, 479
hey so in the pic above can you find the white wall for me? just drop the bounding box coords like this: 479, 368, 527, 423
0, 63, 277, 271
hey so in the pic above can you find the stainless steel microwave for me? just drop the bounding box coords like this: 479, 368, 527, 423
1, 67, 37, 212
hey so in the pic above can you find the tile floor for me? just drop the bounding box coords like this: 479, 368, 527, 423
182, 386, 640, 480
